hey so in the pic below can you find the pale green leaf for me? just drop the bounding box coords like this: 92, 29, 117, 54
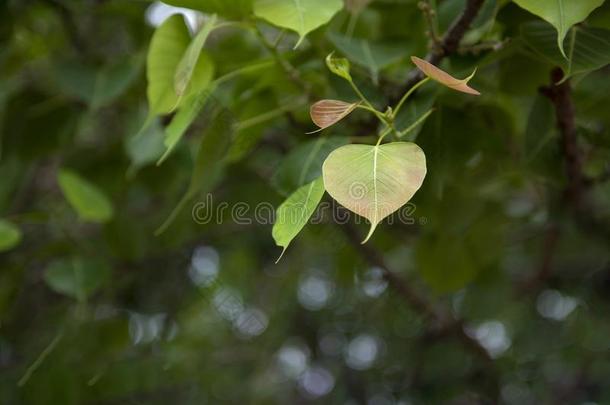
158, 85, 216, 164
322, 142, 427, 243
0, 219, 22, 252
272, 176, 325, 261
174, 14, 217, 99
44, 258, 110, 302
147, 14, 214, 115
521, 21, 610, 79
513, 0, 605, 58
254, 0, 343, 48
57, 169, 114, 223
272, 136, 349, 196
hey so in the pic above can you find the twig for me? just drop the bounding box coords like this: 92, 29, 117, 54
391, 0, 485, 103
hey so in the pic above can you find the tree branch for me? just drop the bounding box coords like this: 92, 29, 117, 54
392, 0, 485, 103
338, 220, 500, 400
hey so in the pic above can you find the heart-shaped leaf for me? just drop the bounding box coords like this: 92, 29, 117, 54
0, 219, 22, 252
323, 142, 427, 243
513, 0, 605, 58
272, 176, 325, 261
254, 0, 343, 48
57, 169, 114, 223
411, 56, 480, 96
310, 100, 359, 130
521, 21, 610, 80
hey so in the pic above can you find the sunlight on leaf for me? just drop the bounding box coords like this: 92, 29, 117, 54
310, 100, 359, 130
323, 142, 427, 243
272, 177, 325, 262
411, 56, 480, 96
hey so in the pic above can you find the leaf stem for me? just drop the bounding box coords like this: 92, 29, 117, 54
393, 77, 430, 118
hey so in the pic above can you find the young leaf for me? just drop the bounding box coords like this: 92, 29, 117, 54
0, 219, 22, 252
411, 56, 480, 96
521, 21, 610, 80
174, 15, 217, 99
310, 100, 359, 130
272, 176, 325, 262
326, 52, 352, 81
322, 142, 427, 243
513, 0, 605, 58
44, 258, 110, 302
271, 136, 349, 196
58, 169, 114, 223
254, 0, 343, 48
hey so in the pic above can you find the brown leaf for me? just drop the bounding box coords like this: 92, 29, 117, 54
310, 100, 359, 130
411, 56, 480, 96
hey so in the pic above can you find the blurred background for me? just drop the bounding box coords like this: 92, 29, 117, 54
1, 0, 610, 403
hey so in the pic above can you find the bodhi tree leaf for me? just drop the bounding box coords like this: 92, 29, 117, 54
57, 169, 114, 223
44, 257, 110, 302
272, 176, 325, 262
174, 14, 217, 99
521, 21, 610, 80
513, 0, 605, 58
147, 14, 214, 115
411, 56, 480, 95
0, 219, 22, 252
323, 142, 427, 243
162, 0, 253, 19
272, 136, 349, 196
254, 0, 343, 48
310, 100, 359, 130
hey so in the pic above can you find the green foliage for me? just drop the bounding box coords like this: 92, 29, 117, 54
272, 176, 325, 260
253, 0, 344, 47
521, 21, 610, 79
57, 169, 114, 223
0, 219, 21, 252
3, 0, 610, 403
513, 0, 605, 57
44, 258, 110, 302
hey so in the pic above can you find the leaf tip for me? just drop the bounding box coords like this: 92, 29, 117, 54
275, 247, 287, 264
